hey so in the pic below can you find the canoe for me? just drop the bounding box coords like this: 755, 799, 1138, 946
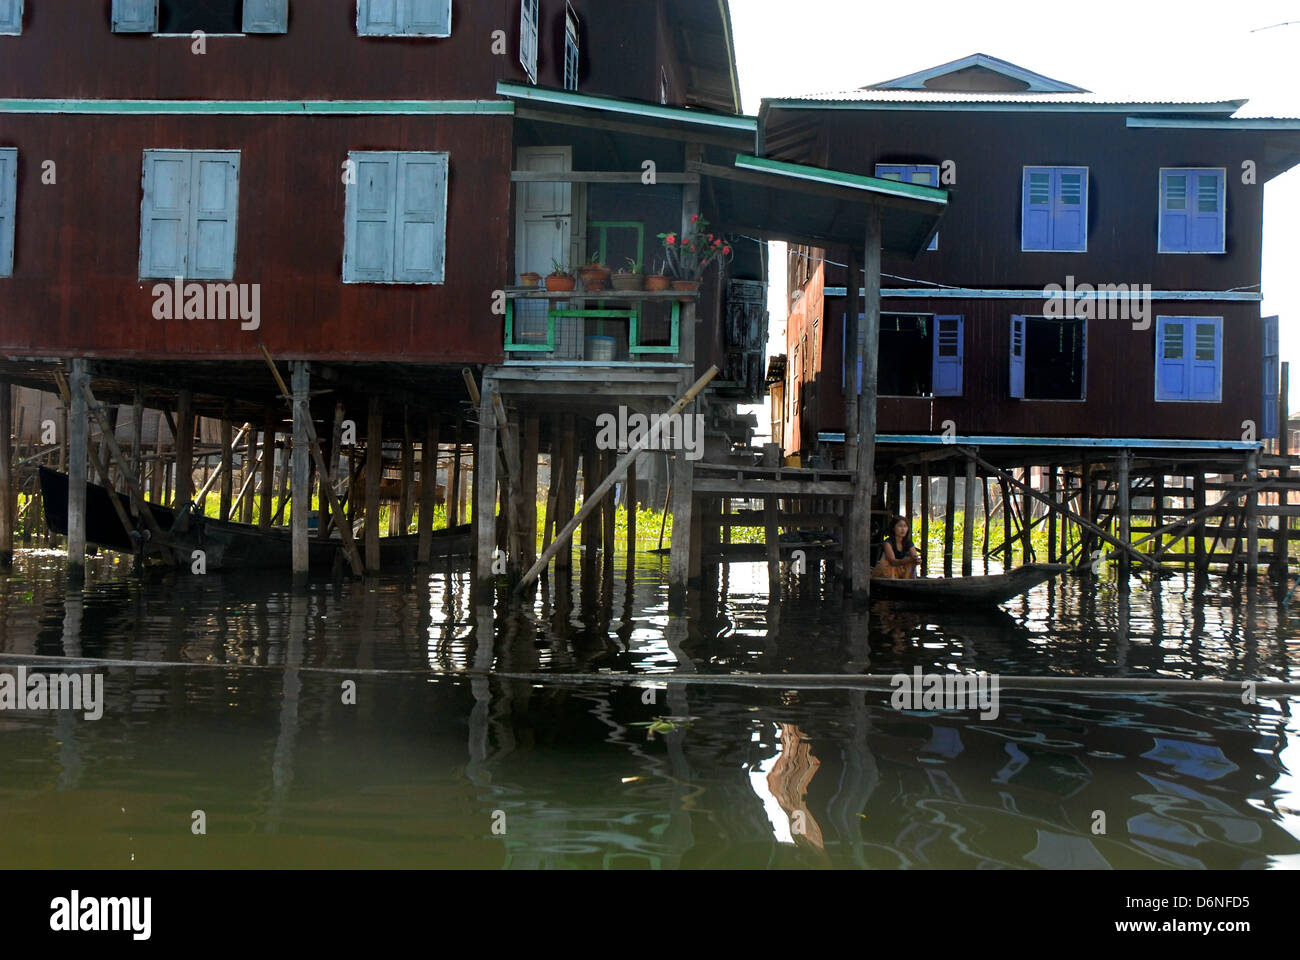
39, 467, 470, 571
871, 564, 1070, 606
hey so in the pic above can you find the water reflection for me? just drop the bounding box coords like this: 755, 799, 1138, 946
1, 548, 1299, 869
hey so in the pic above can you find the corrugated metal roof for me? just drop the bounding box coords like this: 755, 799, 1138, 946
773, 90, 1247, 108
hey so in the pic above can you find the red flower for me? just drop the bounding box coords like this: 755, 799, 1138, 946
722, 246, 732, 255
665, 234, 677, 244
690, 214, 700, 223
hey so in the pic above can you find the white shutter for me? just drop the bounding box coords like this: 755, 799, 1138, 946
112, 0, 158, 33
243, 0, 289, 33
0, 148, 16, 277
187, 152, 240, 280
404, 0, 450, 36
140, 151, 192, 279
344, 152, 398, 282
357, 0, 399, 35
394, 152, 448, 283
1009, 315, 1026, 399
520, 0, 539, 82
0, 0, 23, 36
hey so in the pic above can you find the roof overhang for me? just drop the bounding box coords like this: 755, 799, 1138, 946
761, 98, 1248, 115
693, 155, 947, 254
1126, 116, 1300, 181
867, 54, 1088, 93
665, 0, 743, 114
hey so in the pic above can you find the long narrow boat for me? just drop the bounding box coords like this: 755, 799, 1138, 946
38, 467, 470, 571
871, 564, 1070, 606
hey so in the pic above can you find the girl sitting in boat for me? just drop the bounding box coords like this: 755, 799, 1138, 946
874, 515, 921, 579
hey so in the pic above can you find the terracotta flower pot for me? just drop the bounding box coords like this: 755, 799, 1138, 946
579, 266, 611, 292
545, 273, 576, 292
519, 272, 542, 288
672, 279, 701, 302
611, 272, 645, 292
645, 274, 672, 292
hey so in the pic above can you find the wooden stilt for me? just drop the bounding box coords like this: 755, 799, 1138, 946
290, 362, 311, 578
1246, 451, 1259, 581
66, 360, 89, 571
919, 465, 930, 576
219, 417, 234, 523
522, 413, 540, 570
131, 386, 144, 507
365, 396, 383, 572
943, 460, 956, 578
626, 455, 638, 578
764, 442, 781, 596
555, 414, 576, 574
448, 420, 463, 527
175, 389, 194, 508
1117, 450, 1131, 593
1079, 455, 1094, 568
0, 379, 12, 566
601, 448, 616, 586
580, 436, 600, 589
275, 426, 291, 525
259, 416, 275, 528
474, 380, 499, 589
962, 456, 976, 576
1020, 468, 1032, 562
850, 208, 882, 600
417, 414, 441, 564
241, 424, 257, 523
981, 475, 991, 569
1000, 476, 1012, 568
397, 409, 414, 536
1047, 464, 1058, 564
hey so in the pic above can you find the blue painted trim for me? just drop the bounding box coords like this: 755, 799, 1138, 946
1127, 117, 1300, 130
0, 99, 515, 116
763, 99, 1246, 115
822, 287, 1262, 302
816, 432, 1261, 451
496, 81, 757, 132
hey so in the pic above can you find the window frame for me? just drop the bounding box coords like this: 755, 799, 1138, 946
876, 163, 940, 250
342, 149, 450, 286
1158, 167, 1226, 255
0, 0, 23, 36
113, 1, 290, 37
138, 148, 242, 281
357, 0, 452, 38
520, 0, 539, 83
843, 311, 964, 399
1020, 165, 1089, 254
0, 147, 16, 278
1009, 314, 1089, 402
563, 3, 580, 92
1154, 315, 1223, 403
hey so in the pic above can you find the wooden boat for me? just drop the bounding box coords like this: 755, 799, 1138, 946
871, 564, 1069, 606
39, 467, 470, 571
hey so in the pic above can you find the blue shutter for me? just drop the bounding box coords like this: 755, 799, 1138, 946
1189, 170, 1225, 254
932, 315, 963, 396
112, 0, 157, 32
1263, 315, 1279, 439
344, 151, 397, 282
1160, 171, 1190, 252
1155, 318, 1187, 400
394, 152, 448, 283
140, 151, 191, 279
878, 164, 939, 250
1009, 315, 1026, 399
1187, 319, 1221, 402
1022, 168, 1053, 251
187, 152, 240, 281
404, 0, 450, 36
1052, 169, 1086, 252
0, 148, 15, 277
0, 0, 22, 36
243, 0, 289, 33
357, 0, 399, 35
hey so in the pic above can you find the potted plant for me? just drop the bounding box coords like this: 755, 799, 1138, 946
578, 254, 611, 292
518, 271, 542, 288
658, 215, 734, 300
612, 257, 645, 292
545, 259, 576, 292
645, 259, 672, 292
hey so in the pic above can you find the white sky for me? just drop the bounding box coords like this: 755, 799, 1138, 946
729, 0, 1300, 409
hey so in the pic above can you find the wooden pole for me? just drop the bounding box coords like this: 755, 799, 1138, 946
290, 362, 310, 578
555, 414, 576, 573
66, 360, 89, 571
1047, 464, 1059, 564
474, 379, 499, 588
764, 442, 781, 595
398, 409, 414, 535
241, 425, 257, 523
850, 208, 881, 600
1275, 361, 1290, 581
493, 393, 526, 579
0, 379, 12, 566
1117, 450, 1131, 594
448, 419, 463, 527
521, 367, 718, 592
175, 389, 194, 508
522, 413, 540, 569
1020, 468, 1033, 562
625, 455, 638, 578
601, 448, 616, 585
259, 416, 275, 528
417, 414, 441, 564
1246, 450, 1259, 581
919, 465, 930, 576
219, 417, 234, 522
365, 396, 383, 572
943, 460, 956, 578
962, 455, 977, 576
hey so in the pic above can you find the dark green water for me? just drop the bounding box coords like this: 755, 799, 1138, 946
1, 549, 1298, 869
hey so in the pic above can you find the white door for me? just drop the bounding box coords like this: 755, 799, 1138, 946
514, 147, 574, 353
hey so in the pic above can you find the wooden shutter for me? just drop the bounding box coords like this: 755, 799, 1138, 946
344, 151, 397, 282
357, 0, 399, 35
0, 0, 22, 35
112, 0, 158, 32
520, 0, 539, 82
1009, 315, 1026, 399
140, 150, 191, 279
1263, 315, 1280, 438
1189, 170, 1225, 253
394, 152, 448, 283
404, 0, 450, 35
1155, 318, 1187, 400
932, 315, 963, 397
1187, 319, 1221, 402
1052, 168, 1086, 251
1160, 170, 1190, 252
243, 0, 289, 33
0, 148, 15, 277
1022, 168, 1053, 250
187, 152, 240, 280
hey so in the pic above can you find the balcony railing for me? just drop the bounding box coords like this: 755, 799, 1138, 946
504, 288, 692, 360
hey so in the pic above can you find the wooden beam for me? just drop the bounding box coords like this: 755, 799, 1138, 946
511, 170, 699, 183
962, 456, 976, 576
0, 379, 11, 565
851, 207, 881, 600
290, 362, 310, 578
474, 380, 500, 588
417, 414, 441, 564
365, 397, 382, 572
